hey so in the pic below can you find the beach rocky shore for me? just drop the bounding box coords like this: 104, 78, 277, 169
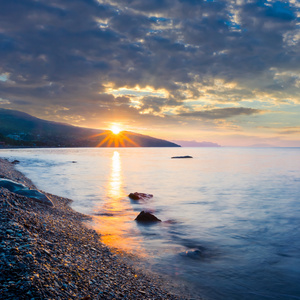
0, 158, 186, 300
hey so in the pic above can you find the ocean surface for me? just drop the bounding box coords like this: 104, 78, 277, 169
1, 147, 300, 300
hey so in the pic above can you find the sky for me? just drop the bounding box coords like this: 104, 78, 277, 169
0, 0, 300, 147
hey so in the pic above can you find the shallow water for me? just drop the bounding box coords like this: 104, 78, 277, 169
1, 147, 300, 299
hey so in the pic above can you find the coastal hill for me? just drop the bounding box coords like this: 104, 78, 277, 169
0, 108, 180, 148
171, 140, 221, 147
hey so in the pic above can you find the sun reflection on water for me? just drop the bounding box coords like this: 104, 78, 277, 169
108, 151, 122, 199
90, 151, 143, 254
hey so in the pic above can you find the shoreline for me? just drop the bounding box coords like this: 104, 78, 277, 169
0, 158, 189, 299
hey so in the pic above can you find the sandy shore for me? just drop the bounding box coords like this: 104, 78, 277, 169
0, 158, 188, 299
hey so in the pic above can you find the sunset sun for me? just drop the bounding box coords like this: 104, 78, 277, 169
111, 125, 121, 134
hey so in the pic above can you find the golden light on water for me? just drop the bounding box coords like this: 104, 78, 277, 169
108, 151, 121, 199
90, 151, 143, 253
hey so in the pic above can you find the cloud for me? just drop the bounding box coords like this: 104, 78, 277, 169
278, 130, 300, 135
0, 0, 299, 136
277, 126, 300, 135
0, 98, 10, 105
179, 107, 263, 119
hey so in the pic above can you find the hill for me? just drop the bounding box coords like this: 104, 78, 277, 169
0, 108, 180, 148
172, 140, 221, 147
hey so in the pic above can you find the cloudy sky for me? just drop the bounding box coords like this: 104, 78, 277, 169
1, 0, 300, 146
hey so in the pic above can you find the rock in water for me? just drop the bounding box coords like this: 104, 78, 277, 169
0, 179, 53, 206
11, 159, 20, 164
135, 211, 161, 222
171, 156, 193, 159
180, 249, 204, 259
128, 192, 153, 201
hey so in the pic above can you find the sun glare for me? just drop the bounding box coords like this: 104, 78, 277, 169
111, 125, 121, 134
91, 125, 139, 147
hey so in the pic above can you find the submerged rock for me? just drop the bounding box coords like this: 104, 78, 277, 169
180, 245, 213, 260
171, 156, 193, 159
11, 160, 20, 164
135, 211, 161, 222
0, 179, 53, 206
94, 212, 114, 217
180, 249, 204, 259
128, 192, 153, 201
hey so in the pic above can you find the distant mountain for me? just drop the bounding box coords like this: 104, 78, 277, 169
0, 108, 180, 148
248, 143, 275, 147
172, 140, 221, 147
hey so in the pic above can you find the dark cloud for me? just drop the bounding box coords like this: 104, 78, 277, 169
278, 129, 300, 135
179, 107, 262, 119
274, 126, 300, 135
0, 0, 299, 129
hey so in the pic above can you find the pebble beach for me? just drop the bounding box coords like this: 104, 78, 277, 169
0, 158, 188, 300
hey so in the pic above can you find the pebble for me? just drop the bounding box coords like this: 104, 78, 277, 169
0, 158, 188, 300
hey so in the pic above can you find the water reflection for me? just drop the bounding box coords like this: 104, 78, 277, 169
107, 151, 122, 200
91, 151, 141, 252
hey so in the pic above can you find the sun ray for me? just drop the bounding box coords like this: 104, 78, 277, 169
119, 133, 140, 147
89, 131, 110, 139
96, 135, 112, 147
88, 129, 140, 147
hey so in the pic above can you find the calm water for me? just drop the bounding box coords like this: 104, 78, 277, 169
1, 147, 300, 300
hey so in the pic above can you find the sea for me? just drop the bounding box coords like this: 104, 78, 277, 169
1, 147, 300, 300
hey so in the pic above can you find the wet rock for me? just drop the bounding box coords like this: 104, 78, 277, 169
16, 189, 53, 207
135, 211, 161, 222
11, 160, 20, 164
171, 156, 193, 159
128, 192, 153, 201
181, 249, 203, 259
0, 179, 53, 207
25, 253, 34, 260
180, 246, 211, 260
94, 212, 114, 217
0, 179, 26, 192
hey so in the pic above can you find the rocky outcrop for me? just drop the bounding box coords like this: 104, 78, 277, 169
135, 211, 161, 222
171, 156, 193, 159
128, 192, 153, 201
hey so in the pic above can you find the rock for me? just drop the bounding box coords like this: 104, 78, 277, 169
94, 212, 114, 217
25, 253, 34, 260
181, 249, 203, 259
128, 192, 153, 201
16, 189, 53, 206
135, 211, 161, 222
0, 179, 53, 206
11, 160, 20, 164
0, 179, 30, 193
171, 156, 193, 159
180, 246, 212, 260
